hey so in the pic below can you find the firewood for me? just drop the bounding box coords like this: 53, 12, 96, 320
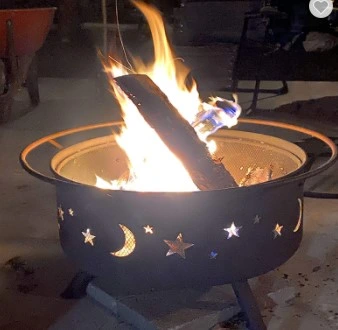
114, 74, 237, 190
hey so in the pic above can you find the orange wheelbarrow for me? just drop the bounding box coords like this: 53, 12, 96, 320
0, 7, 56, 123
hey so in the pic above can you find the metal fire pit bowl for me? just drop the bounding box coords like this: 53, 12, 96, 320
51, 127, 307, 188
20, 119, 337, 330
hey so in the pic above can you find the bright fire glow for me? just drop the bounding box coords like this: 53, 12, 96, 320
96, 1, 239, 192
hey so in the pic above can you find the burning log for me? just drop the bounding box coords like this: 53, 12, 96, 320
114, 74, 237, 190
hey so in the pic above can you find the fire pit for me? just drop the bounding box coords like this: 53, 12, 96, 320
49, 124, 307, 284
20, 119, 337, 330
19, 2, 338, 329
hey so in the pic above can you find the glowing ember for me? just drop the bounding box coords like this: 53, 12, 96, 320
96, 1, 240, 192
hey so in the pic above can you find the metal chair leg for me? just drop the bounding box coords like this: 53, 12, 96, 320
221, 11, 290, 116
245, 79, 261, 115
223, 79, 289, 115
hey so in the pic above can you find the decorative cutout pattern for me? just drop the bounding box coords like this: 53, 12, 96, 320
210, 251, 218, 259
164, 233, 194, 259
293, 199, 303, 233
110, 224, 136, 257
273, 223, 283, 239
144, 225, 154, 234
254, 215, 261, 224
82, 228, 96, 246
58, 206, 64, 221
224, 222, 242, 239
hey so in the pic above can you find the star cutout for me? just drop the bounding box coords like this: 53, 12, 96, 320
143, 225, 154, 234
273, 223, 283, 239
68, 208, 74, 216
58, 206, 64, 221
210, 251, 218, 259
82, 228, 96, 246
254, 215, 261, 224
224, 222, 242, 239
164, 233, 194, 259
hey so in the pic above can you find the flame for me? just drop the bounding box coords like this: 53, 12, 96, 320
96, 1, 239, 192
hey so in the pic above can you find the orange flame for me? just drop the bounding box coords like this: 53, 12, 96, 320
96, 1, 238, 192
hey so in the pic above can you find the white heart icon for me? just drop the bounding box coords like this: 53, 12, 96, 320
314, 0, 329, 13
309, 0, 333, 18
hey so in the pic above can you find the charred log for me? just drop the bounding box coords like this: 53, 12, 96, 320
114, 74, 237, 190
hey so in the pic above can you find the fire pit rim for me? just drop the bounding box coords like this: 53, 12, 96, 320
20, 119, 338, 193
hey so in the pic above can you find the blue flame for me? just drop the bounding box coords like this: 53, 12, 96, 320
192, 96, 242, 138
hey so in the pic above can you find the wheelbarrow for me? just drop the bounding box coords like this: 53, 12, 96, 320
0, 7, 56, 123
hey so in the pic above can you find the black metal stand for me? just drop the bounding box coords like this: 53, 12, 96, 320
63, 273, 267, 329
232, 281, 267, 330
61, 271, 96, 299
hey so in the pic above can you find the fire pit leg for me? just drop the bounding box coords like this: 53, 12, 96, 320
60, 271, 96, 299
232, 281, 267, 330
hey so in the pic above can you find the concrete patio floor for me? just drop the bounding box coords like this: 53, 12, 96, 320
0, 75, 337, 330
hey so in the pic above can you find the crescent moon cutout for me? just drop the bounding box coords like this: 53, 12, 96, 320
110, 224, 136, 257
293, 198, 303, 233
